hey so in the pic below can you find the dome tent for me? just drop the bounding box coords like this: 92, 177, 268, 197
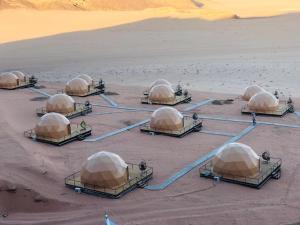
46, 94, 75, 114
0, 72, 19, 89
65, 78, 89, 96
242, 85, 265, 101
150, 107, 184, 131
213, 142, 260, 177
35, 113, 71, 139
149, 78, 172, 90
80, 151, 129, 189
149, 84, 175, 103
11, 71, 26, 82
77, 74, 93, 85
248, 91, 279, 112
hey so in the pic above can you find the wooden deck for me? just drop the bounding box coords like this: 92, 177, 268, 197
140, 117, 202, 137
24, 124, 92, 146
66, 85, 105, 97
0, 80, 37, 90
36, 103, 92, 119
241, 102, 293, 116
199, 157, 282, 189
141, 94, 191, 106
65, 164, 153, 198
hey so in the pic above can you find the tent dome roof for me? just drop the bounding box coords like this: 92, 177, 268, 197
213, 142, 260, 177
35, 112, 70, 139
80, 151, 128, 189
65, 78, 89, 95
150, 106, 183, 131
0, 72, 19, 88
11, 71, 26, 82
242, 85, 265, 101
150, 79, 172, 89
149, 84, 175, 103
77, 74, 93, 85
46, 94, 75, 114
248, 91, 279, 112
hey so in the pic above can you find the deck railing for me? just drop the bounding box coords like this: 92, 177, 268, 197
199, 157, 282, 185
65, 164, 153, 195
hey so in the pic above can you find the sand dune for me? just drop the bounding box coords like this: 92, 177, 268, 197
1, 0, 300, 44
1, 14, 300, 97
0, 0, 197, 10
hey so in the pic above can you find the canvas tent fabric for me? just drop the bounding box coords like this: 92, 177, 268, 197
80, 151, 129, 189
248, 91, 279, 112
46, 94, 75, 114
0, 72, 19, 88
150, 106, 184, 131
150, 79, 172, 90
242, 85, 265, 101
149, 84, 176, 103
213, 142, 260, 177
65, 78, 89, 96
77, 74, 93, 85
35, 112, 71, 139
11, 71, 26, 82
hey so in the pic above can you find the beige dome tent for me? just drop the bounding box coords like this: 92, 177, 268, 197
150, 107, 184, 131
0, 72, 19, 89
35, 112, 71, 139
149, 84, 176, 103
65, 78, 89, 96
248, 91, 279, 112
46, 94, 75, 114
213, 142, 260, 177
242, 85, 265, 101
77, 74, 93, 85
80, 151, 129, 189
150, 79, 172, 90
11, 71, 26, 82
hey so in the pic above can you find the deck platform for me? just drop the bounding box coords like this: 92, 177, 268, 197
65, 164, 153, 199
36, 103, 92, 119
141, 94, 191, 106
140, 117, 202, 138
0, 77, 38, 90
241, 102, 294, 116
24, 124, 92, 146
199, 157, 282, 189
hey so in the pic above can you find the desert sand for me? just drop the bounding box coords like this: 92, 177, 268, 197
1, 1, 300, 224
0, 82, 300, 225
1, 12, 300, 97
